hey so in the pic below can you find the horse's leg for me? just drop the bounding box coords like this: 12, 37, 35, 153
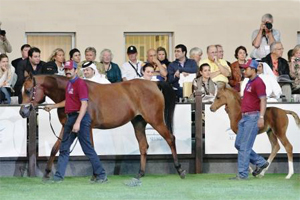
43, 126, 64, 180
276, 131, 294, 179
131, 116, 148, 179
152, 122, 186, 179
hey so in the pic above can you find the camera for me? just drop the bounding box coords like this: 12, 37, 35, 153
0, 29, 6, 36
265, 22, 273, 30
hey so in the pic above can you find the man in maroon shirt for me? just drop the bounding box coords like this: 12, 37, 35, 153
230, 59, 269, 180
44, 60, 107, 183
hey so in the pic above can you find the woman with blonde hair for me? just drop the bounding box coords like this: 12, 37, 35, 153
289, 44, 300, 94
99, 49, 122, 83
0, 54, 15, 104
43, 48, 65, 75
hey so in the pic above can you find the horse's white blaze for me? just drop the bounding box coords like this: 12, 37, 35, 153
21, 85, 24, 94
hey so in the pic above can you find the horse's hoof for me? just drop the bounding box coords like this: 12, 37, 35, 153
42, 176, 50, 182
285, 174, 293, 179
180, 169, 186, 179
124, 178, 142, 187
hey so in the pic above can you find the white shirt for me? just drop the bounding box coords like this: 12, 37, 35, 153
121, 60, 143, 80
250, 29, 281, 59
85, 74, 111, 84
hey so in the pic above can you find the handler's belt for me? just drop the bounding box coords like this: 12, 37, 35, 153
242, 111, 259, 116
67, 111, 80, 117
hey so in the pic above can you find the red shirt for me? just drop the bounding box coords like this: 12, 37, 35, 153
65, 76, 88, 114
241, 76, 266, 113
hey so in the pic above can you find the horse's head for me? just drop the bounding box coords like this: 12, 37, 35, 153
19, 73, 45, 118
210, 86, 234, 112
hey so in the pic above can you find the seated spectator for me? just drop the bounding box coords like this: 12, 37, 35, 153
157, 47, 170, 68
251, 13, 281, 59
261, 42, 292, 101
229, 46, 248, 92
99, 49, 122, 83
216, 44, 231, 67
11, 44, 31, 70
0, 54, 16, 104
199, 45, 231, 88
289, 44, 300, 94
69, 48, 81, 65
81, 61, 110, 84
77, 47, 105, 77
192, 63, 217, 102
141, 63, 159, 81
241, 60, 282, 102
121, 46, 143, 81
167, 44, 198, 98
0, 22, 12, 54
189, 47, 203, 67
16, 47, 45, 103
43, 48, 65, 75
143, 48, 167, 81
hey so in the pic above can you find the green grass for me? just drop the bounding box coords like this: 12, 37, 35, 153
0, 174, 299, 200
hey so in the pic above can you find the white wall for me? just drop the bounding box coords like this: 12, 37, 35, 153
0, 0, 299, 64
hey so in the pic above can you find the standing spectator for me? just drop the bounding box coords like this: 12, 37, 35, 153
43, 48, 65, 75
189, 47, 203, 67
157, 47, 171, 68
69, 48, 81, 65
0, 22, 12, 54
289, 44, 300, 94
168, 44, 198, 98
143, 48, 167, 81
44, 60, 107, 183
250, 14, 281, 59
261, 42, 292, 101
121, 46, 143, 81
77, 47, 105, 77
11, 44, 31, 70
216, 44, 231, 67
230, 59, 269, 180
229, 46, 248, 92
99, 49, 122, 83
15, 47, 45, 103
199, 45, 231, 88
0, 54, 15, 104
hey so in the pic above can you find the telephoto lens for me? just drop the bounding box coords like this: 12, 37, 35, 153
265, 22, 273, 30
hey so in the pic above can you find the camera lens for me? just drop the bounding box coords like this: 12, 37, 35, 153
265, 22, 273, 30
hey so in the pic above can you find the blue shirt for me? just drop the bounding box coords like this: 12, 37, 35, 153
167, 58, 198, 89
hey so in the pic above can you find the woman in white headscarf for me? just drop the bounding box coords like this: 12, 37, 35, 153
82, 61, 110, 84
241, 61, 282, 102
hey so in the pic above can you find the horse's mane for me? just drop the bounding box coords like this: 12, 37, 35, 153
224, 87, 241, 105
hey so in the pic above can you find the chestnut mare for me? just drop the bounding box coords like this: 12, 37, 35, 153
210, 87, 300, 179
19, 74, 186, 181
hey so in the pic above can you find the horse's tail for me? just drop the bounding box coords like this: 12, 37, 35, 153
157, 81, 176, 134
285, 110, 300, 129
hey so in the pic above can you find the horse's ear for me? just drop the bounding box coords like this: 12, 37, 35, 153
24, 71, 33, 80
219, 83, 226, 91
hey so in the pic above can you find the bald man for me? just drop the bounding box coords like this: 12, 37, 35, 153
143, 48, 167, 80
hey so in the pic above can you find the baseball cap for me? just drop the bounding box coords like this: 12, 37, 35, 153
127, 46, 137, 54
64, 60, 77, 70
241, 59, 259, 69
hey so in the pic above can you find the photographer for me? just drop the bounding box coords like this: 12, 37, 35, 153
0, 22, 12, 54
250, 14, 280, 59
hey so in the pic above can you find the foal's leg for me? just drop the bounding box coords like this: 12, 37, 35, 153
259, 131, 280, 177
131, 116, 148, 179
277, 131, 294, 179
151, 122, 186, 179
43, 126, 64, 179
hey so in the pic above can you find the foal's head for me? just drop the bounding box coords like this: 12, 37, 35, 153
19, 73, 45, 118
210, 86, 240, 112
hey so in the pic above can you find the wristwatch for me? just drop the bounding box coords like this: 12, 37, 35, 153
259, 115, 264, 119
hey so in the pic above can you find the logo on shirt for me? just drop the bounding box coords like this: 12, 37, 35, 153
68, 88, 74, 94
246, 84, 252, 92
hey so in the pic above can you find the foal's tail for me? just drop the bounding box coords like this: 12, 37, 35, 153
157, 81, 176, 134
285, 110, 300, 128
